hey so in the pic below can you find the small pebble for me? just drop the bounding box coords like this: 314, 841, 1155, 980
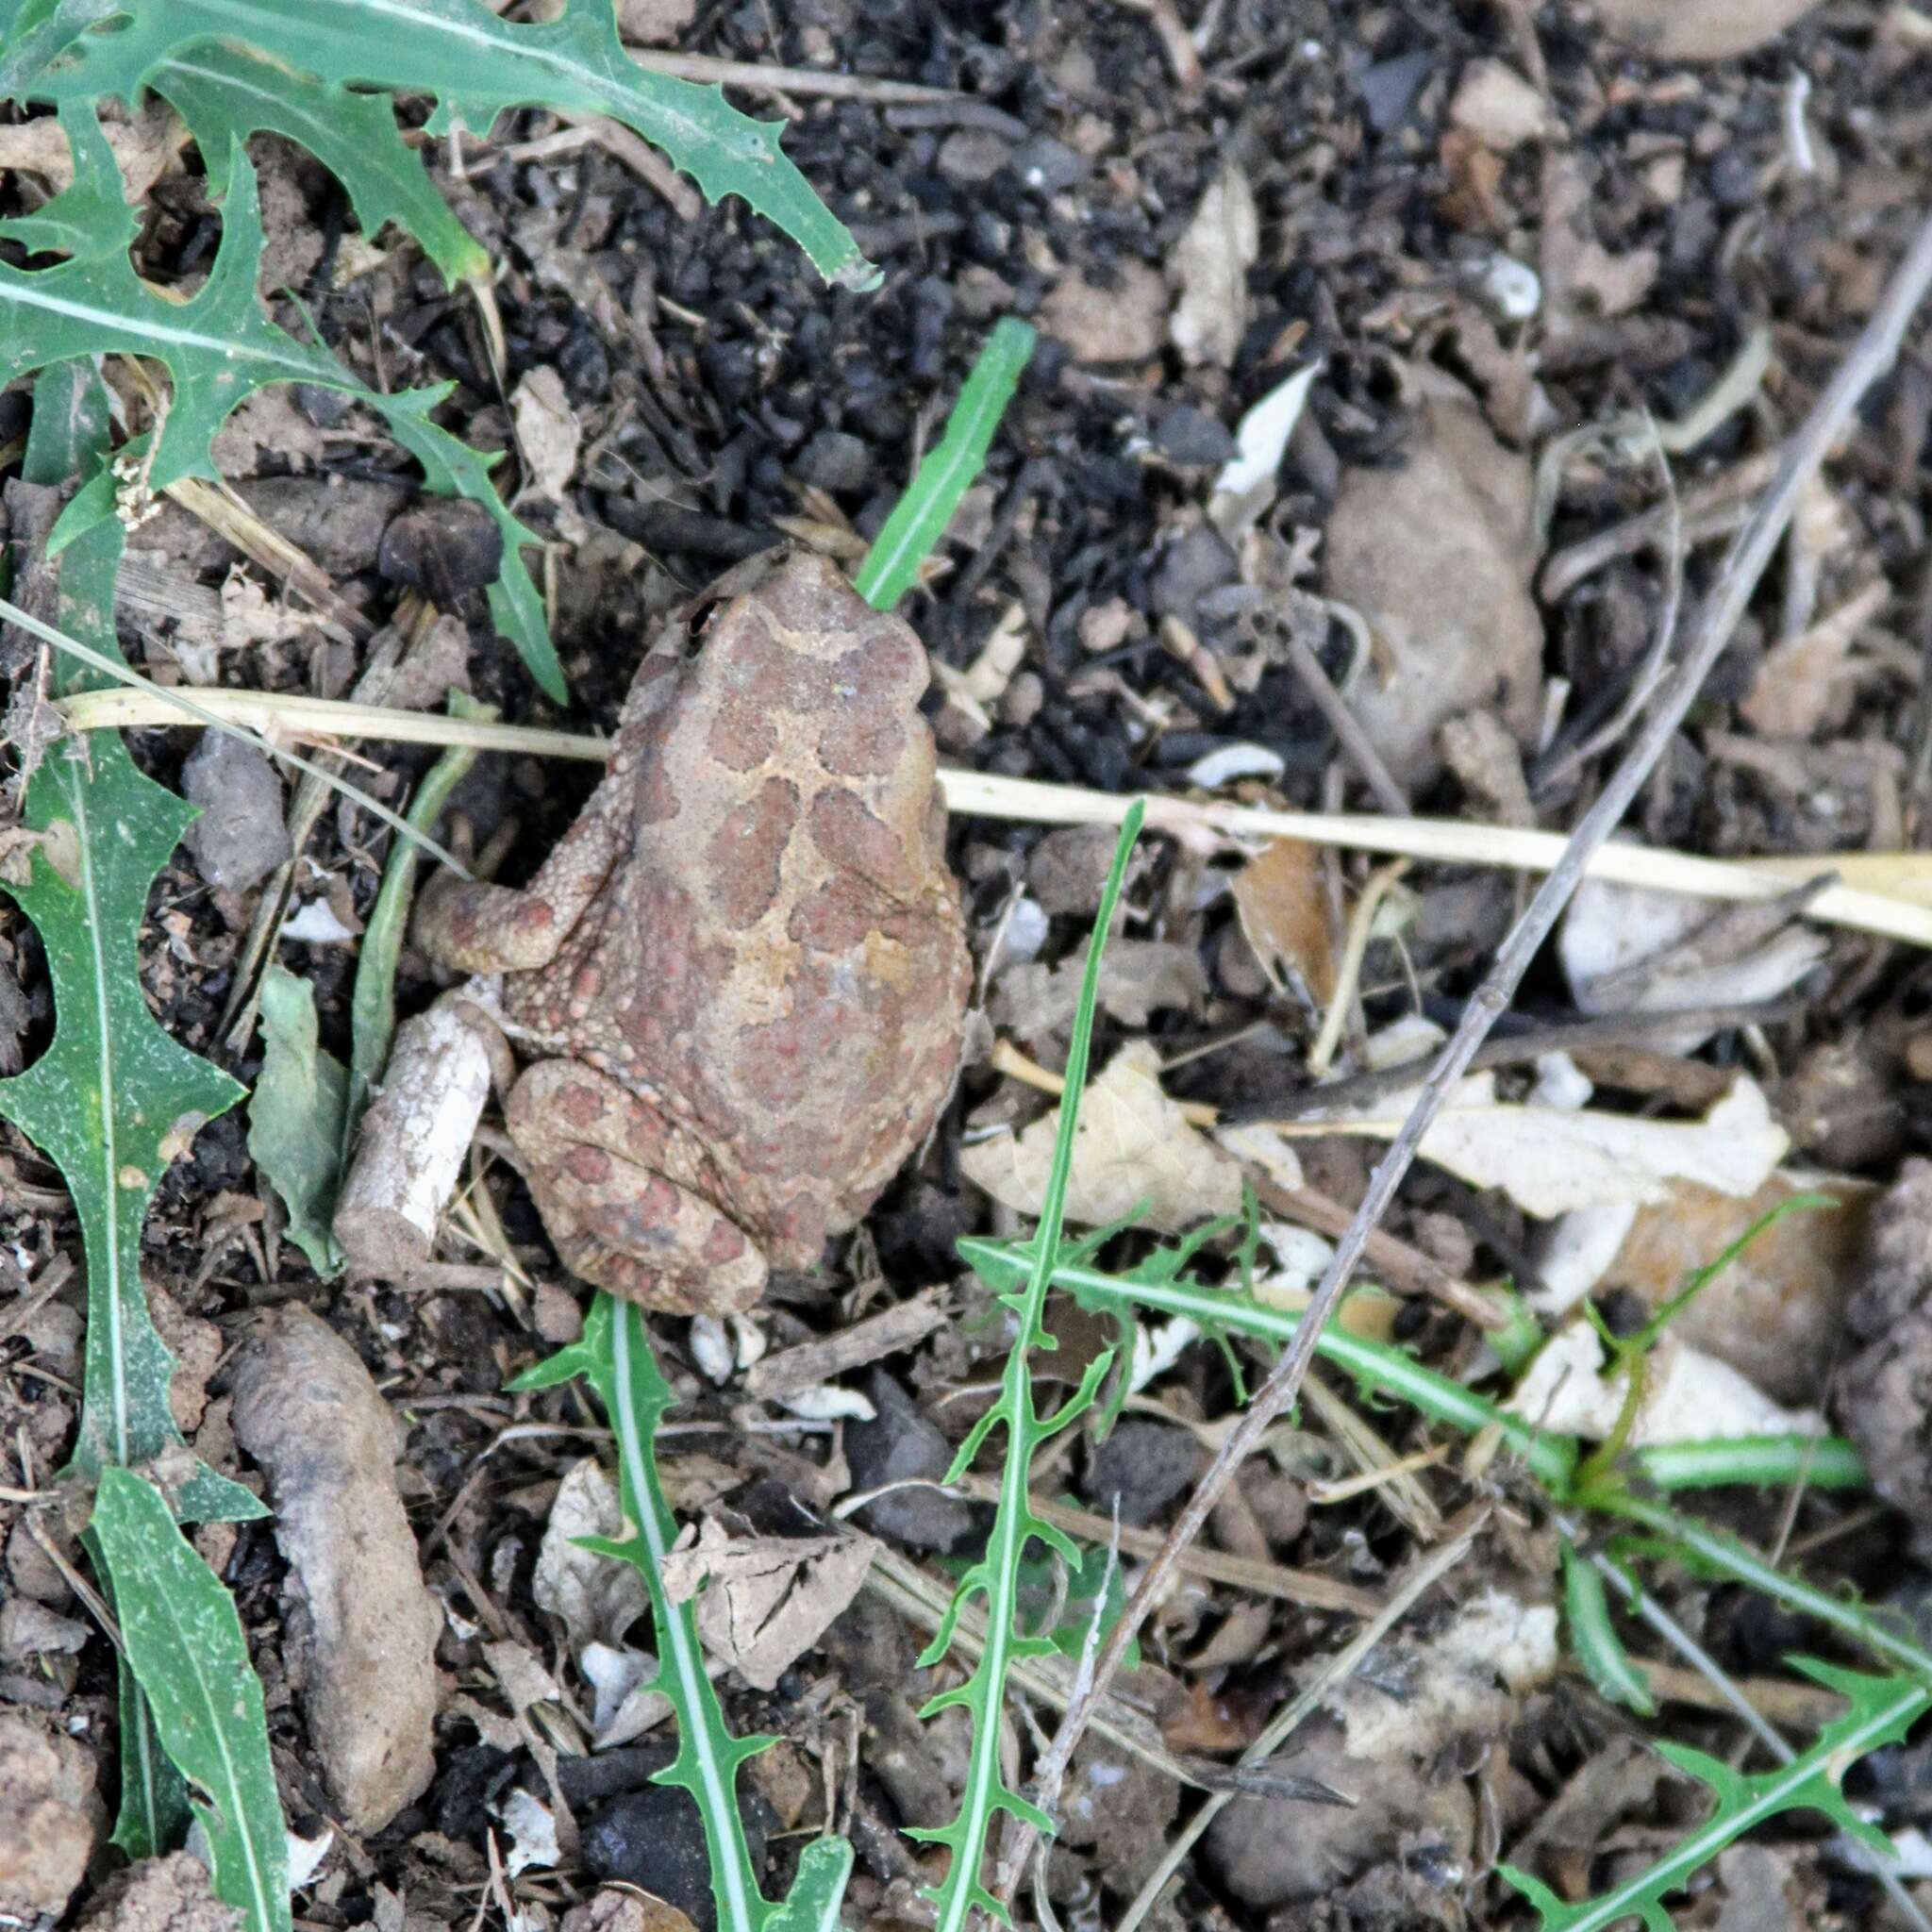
1008, 133, 1087, 192
181, 735, 291, 893
1083, 1420, 1204, 1526
792, 428, 873, 493
937, 128, 1011, 184
1357, 49, 1435, 133
845, 1373, 978, 1551
582, 1779, 764, 1932
1154, 405, 1237, 467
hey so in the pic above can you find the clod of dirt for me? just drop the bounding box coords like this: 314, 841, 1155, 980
563, 1887, 697, 1932
579, 1747, 770, 1932
1841, 1161, 1932, 1548
844, 1372, 978, 1551
180, 735, 292, 893
1204, 1728, 1466, 1908
0, 1713, 95, 1916
1591, 0, 1822, 61
1776, 1037, 1908, 1172
1051, 1742, 1180, 1900
1040, 259, 1168, 364
72, 1855, 240, 1932
1325, 376, 1541, 786
229, 1307, 442, 1833
1081, 1419, 1204, 1526
376, 499, 505, 605
1204, 1587, 1556, 1907
793, 429, 873, 494
616, 0, 694, 43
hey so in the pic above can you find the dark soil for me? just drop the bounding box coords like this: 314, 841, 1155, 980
7, 3, 1932, 1931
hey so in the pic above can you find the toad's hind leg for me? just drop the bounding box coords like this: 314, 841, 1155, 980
505, 1060, 767, 1315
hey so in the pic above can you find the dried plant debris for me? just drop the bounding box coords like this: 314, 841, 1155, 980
229, 1310, 441, 1834
1205, 1591, 1557, 1909
1842, 1160, 1932, 1546
1326, 372, 1543, 786
9, 0, 1932, 1927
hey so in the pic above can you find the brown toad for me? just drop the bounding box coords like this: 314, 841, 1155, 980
415, 552, 971, 1315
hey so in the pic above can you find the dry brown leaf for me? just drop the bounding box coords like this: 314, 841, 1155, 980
1560, 874, 1827, 1040
659, 1519, 875, 1692
1739, 578, 1889, 738
1230, 838, 1336, 1000
534, 1458, 649, 1654
1169, 165, 1258, 369
961, 1040, 1244, 1230
1308, 1073, 1789, 1218
0, 98, 186, 200
990, 939, 1208, 1040
512, 366, 584, 504
1592, 0, 1823, 60
1505, 1324, 1824, 1444
1598, 1174, 1873, 1404
1326, 372, 1543, 786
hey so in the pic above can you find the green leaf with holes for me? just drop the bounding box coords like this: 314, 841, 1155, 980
0, 360, 261, 1527
0, 103, 562, 697
0, 0, 875, 289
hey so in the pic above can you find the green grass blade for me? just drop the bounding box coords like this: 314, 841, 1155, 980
0, 0, 874, 288
958, 1234, 1581, 1493
102, 1593, 192, 1859
1561, 1541, 1654, 1716
921, 801, 1141, 1932
857, 317, 1035, 609
345, 695, 489, 1156
511, 1298, 785, 1932
91, 1469, 291, 1932
1629, 1433, 1868, 1491
0, 359, 258, 1524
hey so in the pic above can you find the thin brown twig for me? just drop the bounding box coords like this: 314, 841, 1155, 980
628, 50, 960, 104
991, 202, 1932, 1907
948, 1476, 1385, 1616
1219, 997, 1804, 1124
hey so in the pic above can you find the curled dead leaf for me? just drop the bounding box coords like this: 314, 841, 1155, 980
1230, 838, 1336, 1002
659, 1517, 876, 1692
1301, 1072, 1789, 1219
962, 1039, 1244, 1230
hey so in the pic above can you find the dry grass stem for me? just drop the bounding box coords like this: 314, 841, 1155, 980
58, 684, 1932, 943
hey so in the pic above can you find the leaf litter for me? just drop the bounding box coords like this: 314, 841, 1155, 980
8, 5, 1932, 1931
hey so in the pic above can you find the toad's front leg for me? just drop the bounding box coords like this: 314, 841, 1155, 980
505, 1059, 767, 1315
